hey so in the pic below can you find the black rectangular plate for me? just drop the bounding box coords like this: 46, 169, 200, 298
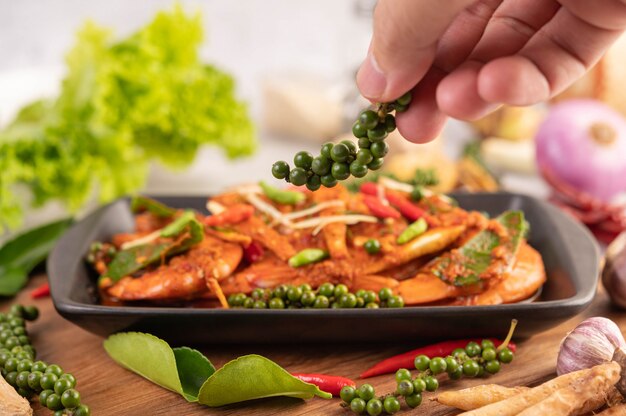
47, 192, 600, 344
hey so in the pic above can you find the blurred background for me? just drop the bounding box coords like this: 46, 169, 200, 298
1, 0, 625, 244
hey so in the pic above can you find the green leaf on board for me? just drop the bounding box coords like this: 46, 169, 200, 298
0, 266, 29, 297
103, 332, 184, 397
173, 347, 216, 401
103, 333, 331, 407
197, 354, 332, 406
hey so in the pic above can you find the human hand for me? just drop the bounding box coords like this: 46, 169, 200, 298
357, 0, 626, 143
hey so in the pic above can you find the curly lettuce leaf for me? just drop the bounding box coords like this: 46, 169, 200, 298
0, 6, 255, 230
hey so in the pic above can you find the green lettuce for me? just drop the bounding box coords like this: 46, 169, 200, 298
0, 6, 255, 230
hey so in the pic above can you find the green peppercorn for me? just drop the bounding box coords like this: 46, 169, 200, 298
363, 239, 381, 255
331, 162, 350, 180
365, 302, 379, 308
414, 355, 430, 371
405, 392, 422, 408
17, 335, 29, 345
481, 339, 495, 350
498, 348, 514, 363
362, 290, 377, 304
289, 168, 308, 186
15, 351, 31, 361
294, 151, 314, 170
356, 149, 374, 165
300, 291, 316, 307
17, 387, 32, 399
5, 336, 20, 350
306, 174, 322, 191
445, 356, 460, 373
359, 110, 378, 130
358, 137, 371, 149
485, 360, 501, 374
17, 359, 32, 372
12, 326, 26, 336
395, 368, 412, 382
268, 298, 285, 309
54, 377, 73, 395
252, 300, 267, 309
243, 298, 254, 308
482, 347, 497, 361
424, 375, 439, 392
321, 142, 334, 159
367, 158, 384, 171
5, 371, 17, 387
0, 330, 12, 343
40, 372, 59, 390
353, 122, 368, 138
448, 366, 463, 380
383, 396, 401, 414
272, 285, 288, 299
271, 161, 290, 180
287, 286, 303, 302
9, 305, 23, 317
40, 389, 54, 407
61, 388, 81, 408
378, 287, 392, 301
384, 114, 396, 132
412, 378, 426, 393
462, 360, 480, 377
46, 393, 64, 411
4, 357, 18, 372
318, 283, 335, 297
340, 385, 356, 403
429, 357, 447, 375
386, 295, 404, 308
341, 140, 358, 154
334, 284, 349, 298
366, 398, 383, 416
349, 161, 368, 178
27, 371, 43, 391
465, 342, 481, 357
330, 143, 350, 163
9, 317, 24, 328
351, 397, 367, 414
73, 405, 91, 416
410, 186, 423, 201
370, 141, 389, 158
15, 371, 30, 389
313, 295, 330, 309
339, 293, 358, 308
396, 379, 414, 396
311, 156, 331, 176
357, 384, 375, 401
320, 174, 337, 188
367, 125, 388, 142
396, 92, 412, 106
251, 288, 265, 300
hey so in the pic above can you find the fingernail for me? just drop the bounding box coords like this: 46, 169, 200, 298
357, 51, 387, 100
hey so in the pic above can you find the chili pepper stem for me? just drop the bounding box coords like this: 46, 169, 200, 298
497, 319, 518, 352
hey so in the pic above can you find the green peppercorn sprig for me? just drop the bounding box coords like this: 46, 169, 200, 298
227, 284, 404, 309
0, 305, 91, 416
340, 320, 517, 414
271, 92, 413, 190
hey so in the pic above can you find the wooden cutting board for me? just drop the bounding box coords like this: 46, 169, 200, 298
2, 274, 619, 416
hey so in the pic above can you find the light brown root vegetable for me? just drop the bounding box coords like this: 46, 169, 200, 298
0, 374, 32, 415
434, 385, 530, 410
596, 403, 626, 415
459, 367, 595, 416
516, 362, 621, 416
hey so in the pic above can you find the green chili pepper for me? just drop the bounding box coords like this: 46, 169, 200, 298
288, 249, 329, 268
131, 196, 176, 217
397, 218, 428, 245
260, 181, 306, 205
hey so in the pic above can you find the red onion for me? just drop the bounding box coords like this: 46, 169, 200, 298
535, 100, 626, 203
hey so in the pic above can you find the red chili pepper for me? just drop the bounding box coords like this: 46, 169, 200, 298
363, 195, 401, 219
291, 373, 356, 396
31, 282, 50, 299
359, 338, 517, 379
204, 204, 254, 227
361, 182, 428, 222
243, 241, 264, 263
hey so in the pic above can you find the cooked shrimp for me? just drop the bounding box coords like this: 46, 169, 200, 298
107, 236, 242, 300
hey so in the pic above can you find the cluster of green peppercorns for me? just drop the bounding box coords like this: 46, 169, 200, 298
0, 305, 90, 416
227, 284, 404, 309
271, 93, 412, 190
340, 339, 515, 414
340, 384, 403, 415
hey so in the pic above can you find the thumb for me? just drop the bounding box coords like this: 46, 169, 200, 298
357, 0, 474, 102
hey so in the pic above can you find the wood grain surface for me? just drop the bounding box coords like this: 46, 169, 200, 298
2, 273, 622, 416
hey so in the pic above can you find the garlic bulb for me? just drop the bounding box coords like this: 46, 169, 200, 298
556, 317, 626, 375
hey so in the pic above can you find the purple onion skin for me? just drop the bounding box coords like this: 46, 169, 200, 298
556, 317, 626, 375
535, 99, 626, 203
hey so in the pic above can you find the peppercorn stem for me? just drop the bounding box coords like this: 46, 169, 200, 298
497, 319, 518, 352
